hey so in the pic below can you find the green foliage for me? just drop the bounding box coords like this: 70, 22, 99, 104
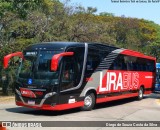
0, 0, 160, 95
0, 1, 12, 17
0, 0, 159, 62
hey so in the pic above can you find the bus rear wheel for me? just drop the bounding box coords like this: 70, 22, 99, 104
137, 87, 144, 100
81, 93, 95, 111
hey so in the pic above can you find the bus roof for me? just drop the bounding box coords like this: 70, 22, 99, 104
25, 42, 155, 60
25, 42, 118, 50
121, 49, 156, 61
25, 42, 85, 51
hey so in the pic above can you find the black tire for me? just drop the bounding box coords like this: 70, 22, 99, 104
81, 93, 95, 111
137, 87, 144, 100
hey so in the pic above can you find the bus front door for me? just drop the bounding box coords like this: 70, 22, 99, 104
59, 56, 80, 106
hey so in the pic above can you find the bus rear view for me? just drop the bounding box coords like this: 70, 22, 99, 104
3, 42, 156, 111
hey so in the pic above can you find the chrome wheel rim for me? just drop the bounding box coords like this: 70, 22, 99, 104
139, 88, 143, 98
84, 95, 92, 107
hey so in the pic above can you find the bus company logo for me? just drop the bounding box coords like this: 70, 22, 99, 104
99, 72, 139, 92
20, 88, 36, 98
21, 90, 28, 95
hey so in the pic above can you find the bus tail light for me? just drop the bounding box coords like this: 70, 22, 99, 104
51, 52, 74, 71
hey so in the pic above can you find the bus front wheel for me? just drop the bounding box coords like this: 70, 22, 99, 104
137, 87, 144, 100
81, 93, 95, 111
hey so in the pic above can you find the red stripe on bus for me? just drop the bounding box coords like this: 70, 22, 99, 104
121, 49, 156, 60
16, 101, 84, 111
96, 93, 138, 104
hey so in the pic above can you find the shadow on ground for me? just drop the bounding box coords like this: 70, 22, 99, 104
5, 93, 160, 116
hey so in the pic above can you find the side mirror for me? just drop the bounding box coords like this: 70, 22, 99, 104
3, 52, 23, 69
51, 52, 74, 71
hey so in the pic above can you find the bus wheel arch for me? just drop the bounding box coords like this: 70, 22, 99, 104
137, 85, 144, 100
81, 89, 97, 111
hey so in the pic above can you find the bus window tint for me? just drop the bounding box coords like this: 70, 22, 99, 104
86, 49, 101, 74
112, 55, 126, 70
110, 54, 155, 72
67, 47, 85, 86
61, 57, 75, 91
38, 51, 55, 72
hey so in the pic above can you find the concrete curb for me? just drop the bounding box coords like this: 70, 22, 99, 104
0, 96, 15, 102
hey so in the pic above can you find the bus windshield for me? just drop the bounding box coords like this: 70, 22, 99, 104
18, 50, 60, 80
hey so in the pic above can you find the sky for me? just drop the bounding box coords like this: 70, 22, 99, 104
60, 0, 160, 25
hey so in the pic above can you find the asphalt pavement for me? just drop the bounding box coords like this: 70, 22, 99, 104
0, 93, 160, 130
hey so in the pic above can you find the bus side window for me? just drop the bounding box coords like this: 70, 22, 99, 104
66, 47, 85, 86
60, 47, 85, 91
86, 48, 100, 74
110, 54, 127, 70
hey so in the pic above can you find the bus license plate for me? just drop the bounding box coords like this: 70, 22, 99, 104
28, 100, 35, 105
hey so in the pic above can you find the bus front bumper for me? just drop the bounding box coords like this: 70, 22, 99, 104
15, 89, 83, 111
